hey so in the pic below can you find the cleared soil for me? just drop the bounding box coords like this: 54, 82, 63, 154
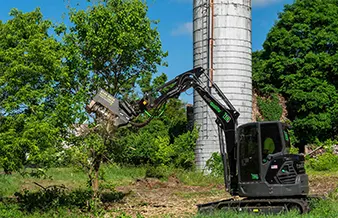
108, 174, 338, 217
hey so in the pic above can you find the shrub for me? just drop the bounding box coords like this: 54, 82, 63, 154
14, 186, 92, 212
145, 165, 169, 179
307, 139, 338, 171
257, 93, 283, 121
171, 128, 199, 169
289, 145, 299, 154
308, 152, 338, 171
110, 120, 198, 169
205, 152, 223, 177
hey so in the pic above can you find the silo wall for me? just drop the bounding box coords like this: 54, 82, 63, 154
193, 0, 252, 170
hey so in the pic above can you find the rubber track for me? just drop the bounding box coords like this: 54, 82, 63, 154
197, 197, 315, 214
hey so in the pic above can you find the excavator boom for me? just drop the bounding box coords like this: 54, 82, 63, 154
86, 67, 239, 193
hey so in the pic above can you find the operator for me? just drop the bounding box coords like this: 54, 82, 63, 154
263, 137, 275, 158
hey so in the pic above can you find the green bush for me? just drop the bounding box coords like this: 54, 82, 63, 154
257, 93, 283, 121
205, 152, 223, 177
110, 120, 198, 169
145, 165, 169, 179
307, 139, 338, 171
14, 186, 93, 212
289, 145, 299, 154
110, 120, 171, 166
106, 98, 198, 169
171, 128, 199, 169
308, 152, 338, 171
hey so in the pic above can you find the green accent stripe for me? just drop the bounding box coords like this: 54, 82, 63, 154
144, 110, 152, 117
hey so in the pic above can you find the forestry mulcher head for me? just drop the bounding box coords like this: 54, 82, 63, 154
85, 89, 138, 127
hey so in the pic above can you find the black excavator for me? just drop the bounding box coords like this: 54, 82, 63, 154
86, 67, 313, 214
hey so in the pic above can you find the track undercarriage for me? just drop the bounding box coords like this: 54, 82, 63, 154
197, 196, 322, 215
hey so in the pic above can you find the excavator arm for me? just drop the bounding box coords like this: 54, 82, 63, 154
86, 67, 240, 193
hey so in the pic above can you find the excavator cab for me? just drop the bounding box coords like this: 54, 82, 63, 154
236, 121, 309, 198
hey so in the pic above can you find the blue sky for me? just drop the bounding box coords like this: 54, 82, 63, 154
0, 0, 294, 103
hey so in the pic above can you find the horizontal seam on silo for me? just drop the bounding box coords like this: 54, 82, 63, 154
233, 105, 253, 108
213, 50, 251, 55
213, 14, 252, 21
218, 92, 252, 96
215, 80, 252, 84
214, 68, 251, 72
216, 87, 252, 92
194, 18, 252, 24
212, 44, 251, 49
193, 7, 208, 12
238, 114, 253, 117
213, 75, 252, 80
227, 98, 253, 102
213, 62, 251, 67
195, 40, 251, 45
192, 15, 211, 20
216, 91, 252, 96
193, 19, 209, 23
213, 26, 252, 32
230, 99, 253, 103
215, 2, 252, 7
193, 29, 209, 32
193, 41, 209, 44
236, 108, 254, 111
238, 111, 253, 114
213, 52, 252, 56
213, 56, 251, 61
214, 38, 252, 43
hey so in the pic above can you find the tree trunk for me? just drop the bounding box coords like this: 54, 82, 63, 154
92, 154, 102, 199
4, 165, 12, 175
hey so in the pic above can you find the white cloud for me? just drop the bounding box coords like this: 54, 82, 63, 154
171, 22, 193, 36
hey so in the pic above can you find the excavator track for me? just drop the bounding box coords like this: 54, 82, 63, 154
197, 196, 322, 215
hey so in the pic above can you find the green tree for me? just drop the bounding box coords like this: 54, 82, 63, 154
64, 0, 167, 196
253, 0, 338, 145
0, 9, 76, 173
67, 0, 167, 98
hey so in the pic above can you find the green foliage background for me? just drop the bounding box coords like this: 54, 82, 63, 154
253, 0, 338, 146
0, 9, 74, 173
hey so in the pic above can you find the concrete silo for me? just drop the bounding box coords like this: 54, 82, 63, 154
193, 0, 252, 170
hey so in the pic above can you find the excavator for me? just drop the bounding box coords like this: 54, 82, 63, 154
86, 67, 313, 214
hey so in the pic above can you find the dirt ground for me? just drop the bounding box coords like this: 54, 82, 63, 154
109, 175, 230, 217
108, 174, 338, 217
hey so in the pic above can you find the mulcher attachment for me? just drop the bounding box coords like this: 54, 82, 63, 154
86, 89, 138, 127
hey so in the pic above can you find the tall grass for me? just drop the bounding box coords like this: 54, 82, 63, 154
1, 165, 337, 218
0, 174, 21, 197
0, 202, 100, 218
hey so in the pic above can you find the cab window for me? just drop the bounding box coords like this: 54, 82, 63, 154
260, 123, 282, 162
238, 124, 260, 182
